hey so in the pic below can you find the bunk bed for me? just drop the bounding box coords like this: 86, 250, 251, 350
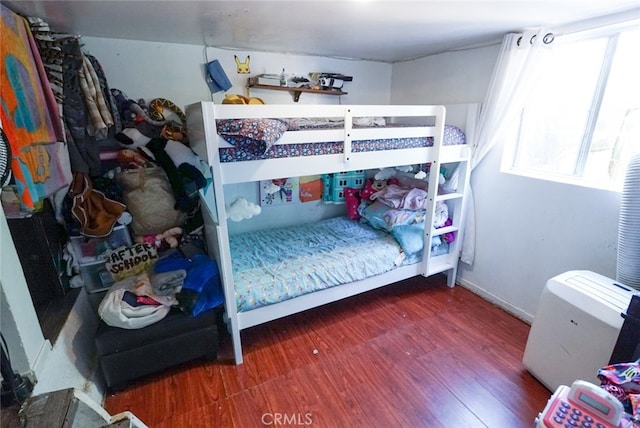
186, 102, 478, 364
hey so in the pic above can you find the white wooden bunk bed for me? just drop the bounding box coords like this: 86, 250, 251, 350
186, 102, 478, 364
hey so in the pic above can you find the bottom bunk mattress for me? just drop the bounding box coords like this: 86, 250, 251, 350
229, 216, 413, 312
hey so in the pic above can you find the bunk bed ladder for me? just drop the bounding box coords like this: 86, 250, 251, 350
420, 106, 446, 280
436, 103, 477, 287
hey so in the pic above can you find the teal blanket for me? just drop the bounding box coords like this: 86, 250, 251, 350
230, 216, 406, 312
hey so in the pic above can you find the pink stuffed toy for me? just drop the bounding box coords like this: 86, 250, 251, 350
359, 178, 379, 201
359, 177, 400, 201
135, 227, 183, 252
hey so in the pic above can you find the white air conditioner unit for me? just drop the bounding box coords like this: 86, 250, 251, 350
523, 270, 636, 391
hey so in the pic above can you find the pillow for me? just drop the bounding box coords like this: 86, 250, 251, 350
216, 118, 288, 155
391, 223, 425, 256
359, 200, 426, 231
344, 187, 361, 219
358, 200, 391, 231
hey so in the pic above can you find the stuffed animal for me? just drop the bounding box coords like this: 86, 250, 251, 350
135, 226, 183, 252
360, 177, 399, 201
222, 94, 264, 105
113, 94, 188, 146
116, 149, 150, 169
359, 178, 377, 201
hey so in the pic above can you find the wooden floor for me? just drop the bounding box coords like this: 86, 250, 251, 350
104, 274, 552, 427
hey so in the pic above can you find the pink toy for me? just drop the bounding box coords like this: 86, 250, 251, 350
359, 177, 400, 201
344, 187, 361, 219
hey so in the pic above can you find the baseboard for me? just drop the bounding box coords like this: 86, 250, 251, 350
456, 276, 534, 324
29, 339, 52, 385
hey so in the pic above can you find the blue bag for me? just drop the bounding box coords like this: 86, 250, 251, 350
205, 60, 232, 93
154, 253, 224, 316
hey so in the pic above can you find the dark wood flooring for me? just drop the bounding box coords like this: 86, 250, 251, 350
104, 274, 552, 427
37, 287, 80, 345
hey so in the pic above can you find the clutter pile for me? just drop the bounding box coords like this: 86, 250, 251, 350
60, 86, 221, 328
0, 8, 224, 396
3, 11, 221, 329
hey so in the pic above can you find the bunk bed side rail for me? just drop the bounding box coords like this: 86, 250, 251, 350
237, 263, 424, 330
209, 125, 439, 148
203, 103, 445, 119
218, 147, 439, 184
202, 103, 447, 184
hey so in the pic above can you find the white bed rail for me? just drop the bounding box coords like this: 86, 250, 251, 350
187, 103, 446, 185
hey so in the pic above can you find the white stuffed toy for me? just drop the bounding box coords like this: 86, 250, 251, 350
226, 197, 261, 222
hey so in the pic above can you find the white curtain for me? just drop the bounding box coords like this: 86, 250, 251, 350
460, 28, 555, 265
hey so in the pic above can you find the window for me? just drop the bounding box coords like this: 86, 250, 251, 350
503, 26, 640, 190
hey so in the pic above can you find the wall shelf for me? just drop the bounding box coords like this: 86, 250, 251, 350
247, 77, 347, 102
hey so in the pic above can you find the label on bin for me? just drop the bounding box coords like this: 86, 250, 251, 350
105, 243, 158, 281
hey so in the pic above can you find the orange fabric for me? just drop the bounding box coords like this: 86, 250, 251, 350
0, 7, 57, 147
1, 5, 64, 209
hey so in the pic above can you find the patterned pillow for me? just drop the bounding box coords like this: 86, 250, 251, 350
358, 200, 425, 231
216, 119, 288, 155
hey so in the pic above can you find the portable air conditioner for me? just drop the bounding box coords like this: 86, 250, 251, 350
523, 270, 636, 391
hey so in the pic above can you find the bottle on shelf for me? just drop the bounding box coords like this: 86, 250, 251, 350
280, 68, 287, 87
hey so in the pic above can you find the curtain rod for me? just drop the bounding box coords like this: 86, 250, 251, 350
556, 8, 640, 41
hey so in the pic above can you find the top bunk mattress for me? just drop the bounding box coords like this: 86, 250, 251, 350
229, 216, 410, 312
215, 117, 466, 163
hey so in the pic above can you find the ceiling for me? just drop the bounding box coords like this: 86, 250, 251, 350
4, 1, 640, 62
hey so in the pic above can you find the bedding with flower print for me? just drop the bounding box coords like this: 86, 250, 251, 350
216, 118, 288, 155
216, 124, 466, 162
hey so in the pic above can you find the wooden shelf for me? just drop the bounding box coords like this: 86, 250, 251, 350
247, 77, 347, 102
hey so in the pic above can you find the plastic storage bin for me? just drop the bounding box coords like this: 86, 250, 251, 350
79, 259, 116, 294
71, 225, 132, 293
70, 225, 132, 264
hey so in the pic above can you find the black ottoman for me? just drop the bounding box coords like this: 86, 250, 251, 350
90, 292, 219, 390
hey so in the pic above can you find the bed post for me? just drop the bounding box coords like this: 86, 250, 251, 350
187, 102, 244, 364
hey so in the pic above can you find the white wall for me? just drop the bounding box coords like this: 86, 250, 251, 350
391, 45, 621, 321
82, 38, 392, 108
391, 45, 496, 105
0, 207, 51, 378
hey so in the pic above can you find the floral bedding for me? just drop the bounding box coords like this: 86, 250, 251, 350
215, 118, 466, 163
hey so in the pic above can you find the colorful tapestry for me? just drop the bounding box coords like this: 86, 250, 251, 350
1, 4, 69, 210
